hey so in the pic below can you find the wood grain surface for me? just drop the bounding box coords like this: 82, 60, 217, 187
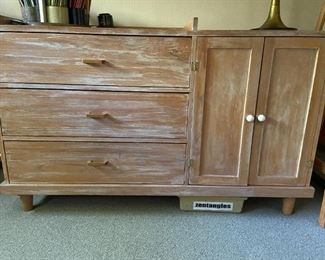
0, 89, 188, 139
0, 25, 324, 37
249, 37, 325, 186
0, 83, 190, 93
5, 141, 186, 184
0, 119, 9, 181
1, 136, 187, 143
0, 181, 315, 198
0, 33, 191, 87
184, 35, 198, 184
196, 30, 325, 37
320, 192, 325, 227
0, 25, 324, 203
190, 37, 264, 186
0, 25, 192, 36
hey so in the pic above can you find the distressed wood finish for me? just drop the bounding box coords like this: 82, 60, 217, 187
185, 35, 198, 185
2, 136, 187, 143
249, 38, 325, 186
0, 25, 324, 37
0, 33, 191, 87
0, 89, 188, 139
0, 25, 192, 36
282, 198, 296, 215
190, 37, 264, 185
0, 119, 9, 181
184, 17, 198, 32
1, 26, 325, 212
196, 30, 325, 37
0, 83, 190, 93
0, 181, 315, 198
320, 192, 325, 227
5, 142, 186, 184
19, 195, 34, 211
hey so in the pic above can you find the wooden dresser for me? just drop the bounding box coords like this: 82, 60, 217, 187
0, 25, 324, 214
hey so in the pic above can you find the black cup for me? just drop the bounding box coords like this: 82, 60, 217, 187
98, 13, 113, 27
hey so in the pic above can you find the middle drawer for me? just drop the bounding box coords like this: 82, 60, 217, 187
0, 89, 188, 139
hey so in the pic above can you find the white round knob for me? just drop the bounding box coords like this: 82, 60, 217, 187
246, 115, 255, 122
257, 114, 266, 122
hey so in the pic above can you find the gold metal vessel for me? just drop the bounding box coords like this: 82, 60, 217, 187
255, 0, 296, 30
46, 6, 69, 25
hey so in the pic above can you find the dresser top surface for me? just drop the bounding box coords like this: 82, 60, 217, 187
0, 25, 324, 37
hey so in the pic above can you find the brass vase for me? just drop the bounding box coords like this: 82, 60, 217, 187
255, 0, 296, 30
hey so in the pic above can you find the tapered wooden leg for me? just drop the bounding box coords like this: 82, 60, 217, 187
319, 192, 325, 228
19, 195, 34, 212
282, 198, 296, 215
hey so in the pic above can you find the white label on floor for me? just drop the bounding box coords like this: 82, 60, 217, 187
193, 201, 234, 211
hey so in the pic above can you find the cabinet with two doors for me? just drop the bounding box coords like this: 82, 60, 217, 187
191, 37, 324, 192
0, 26, 324, 213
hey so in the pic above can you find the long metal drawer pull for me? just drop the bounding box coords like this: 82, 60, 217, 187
86, 112, 112, 119
87, 160, 110, 167
82, 59, 105, 65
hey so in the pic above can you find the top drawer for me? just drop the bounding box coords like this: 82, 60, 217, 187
0, 33, 191, 88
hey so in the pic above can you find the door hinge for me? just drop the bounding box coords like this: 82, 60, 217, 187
191, 61, 199, 71
187, 159, 194, 168
307, 160, 314, 169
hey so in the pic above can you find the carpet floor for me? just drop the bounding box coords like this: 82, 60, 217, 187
0, 175, 324, 260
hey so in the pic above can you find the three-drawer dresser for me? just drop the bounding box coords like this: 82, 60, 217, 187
0, 25, 324, 214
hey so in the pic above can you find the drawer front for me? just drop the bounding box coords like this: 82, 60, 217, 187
0, 89, 188, 139
0, 33, 191, 88
5, 142, 186, 184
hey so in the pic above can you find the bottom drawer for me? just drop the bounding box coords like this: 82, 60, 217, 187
5, 141, 186, 184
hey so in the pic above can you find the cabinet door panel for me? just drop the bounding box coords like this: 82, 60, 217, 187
190, 37, 264, 185
249, 38, 325, 186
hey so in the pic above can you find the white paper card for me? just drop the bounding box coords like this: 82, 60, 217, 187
193, 201, 234, 211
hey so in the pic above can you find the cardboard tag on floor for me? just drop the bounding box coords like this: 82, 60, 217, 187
179, 197, 247, 213
193, 201, 234, 212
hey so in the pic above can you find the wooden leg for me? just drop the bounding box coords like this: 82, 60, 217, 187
19, 195, 34, 212
282, 198, 296, 215
319, 192, 325, 228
